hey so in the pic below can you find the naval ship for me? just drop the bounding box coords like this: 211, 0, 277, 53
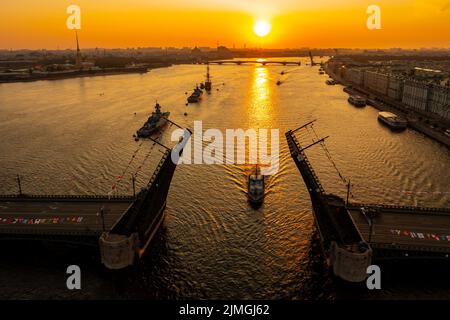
187, 86, 203, 103
136, 102, 170, 138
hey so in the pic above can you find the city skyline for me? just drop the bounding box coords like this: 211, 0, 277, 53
1, 0, 450, 50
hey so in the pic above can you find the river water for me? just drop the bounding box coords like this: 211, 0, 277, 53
0, 58, 449, 299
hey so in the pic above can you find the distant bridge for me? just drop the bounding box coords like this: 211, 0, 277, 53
207, 60, 301, 66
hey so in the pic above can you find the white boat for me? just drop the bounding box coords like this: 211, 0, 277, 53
378, 111, 407, 130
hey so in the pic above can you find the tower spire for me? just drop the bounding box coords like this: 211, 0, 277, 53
75, 30, 82, 69
76, 30, 80, 52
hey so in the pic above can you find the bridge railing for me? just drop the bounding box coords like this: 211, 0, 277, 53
108, 148, 172, 236
147, 150, 169, 188
0, 194, 134, 201
348, 202, 450, 215
290, 132, 325, 194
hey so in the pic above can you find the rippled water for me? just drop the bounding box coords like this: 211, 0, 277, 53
0, 58, 449, 299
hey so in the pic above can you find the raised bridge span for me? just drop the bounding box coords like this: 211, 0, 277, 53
286, 122, 450, 282
0, 131, 191, 270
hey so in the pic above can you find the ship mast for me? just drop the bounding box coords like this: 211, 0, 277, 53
204, 63, 212, 91
206, 64, 210, 82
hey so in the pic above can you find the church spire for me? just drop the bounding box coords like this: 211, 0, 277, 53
75, 30, 82, 69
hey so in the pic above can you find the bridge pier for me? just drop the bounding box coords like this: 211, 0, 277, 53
99, 232, 137, 270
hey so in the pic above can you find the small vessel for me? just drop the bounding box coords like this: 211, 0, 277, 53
187, 86, 203, 103
248, 165, 264, 206
280, 71, 285, 75
136, 102, 170, 138
204, 64, 212, 92
319, 71, 325, 75
276, 80, 282, 86
348, 95, 366, 107
378, 111, 407, 130
326, 79, 336, 85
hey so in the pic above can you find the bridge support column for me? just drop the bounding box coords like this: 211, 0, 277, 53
99, 232, 138, 269
330, 241, 372, 282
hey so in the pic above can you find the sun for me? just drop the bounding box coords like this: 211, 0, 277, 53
253, 20, 271, 37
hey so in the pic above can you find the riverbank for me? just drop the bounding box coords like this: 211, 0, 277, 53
0, 63, 172, 84
325, 64, 450, 149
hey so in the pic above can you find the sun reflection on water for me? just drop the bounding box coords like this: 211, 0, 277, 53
249, 66, 271, 125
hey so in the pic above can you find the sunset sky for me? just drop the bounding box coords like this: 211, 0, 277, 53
1, 0, 450, 49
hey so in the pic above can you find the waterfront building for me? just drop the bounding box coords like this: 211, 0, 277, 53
387, 76, 405, 101
363, 71, 389, 96
327, 56, 450, 123
347, 68, 365, 86
402, 80, 429, 112
428, 84, 450, 121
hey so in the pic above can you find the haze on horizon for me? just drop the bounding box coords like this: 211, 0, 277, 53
1, 0, 450, 50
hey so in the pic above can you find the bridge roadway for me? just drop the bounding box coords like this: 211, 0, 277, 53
348, 204, 450, 255
0, 196, 133, 237
207, 60, 301, 66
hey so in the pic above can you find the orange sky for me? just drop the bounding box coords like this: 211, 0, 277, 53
1, 0, 449, 49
